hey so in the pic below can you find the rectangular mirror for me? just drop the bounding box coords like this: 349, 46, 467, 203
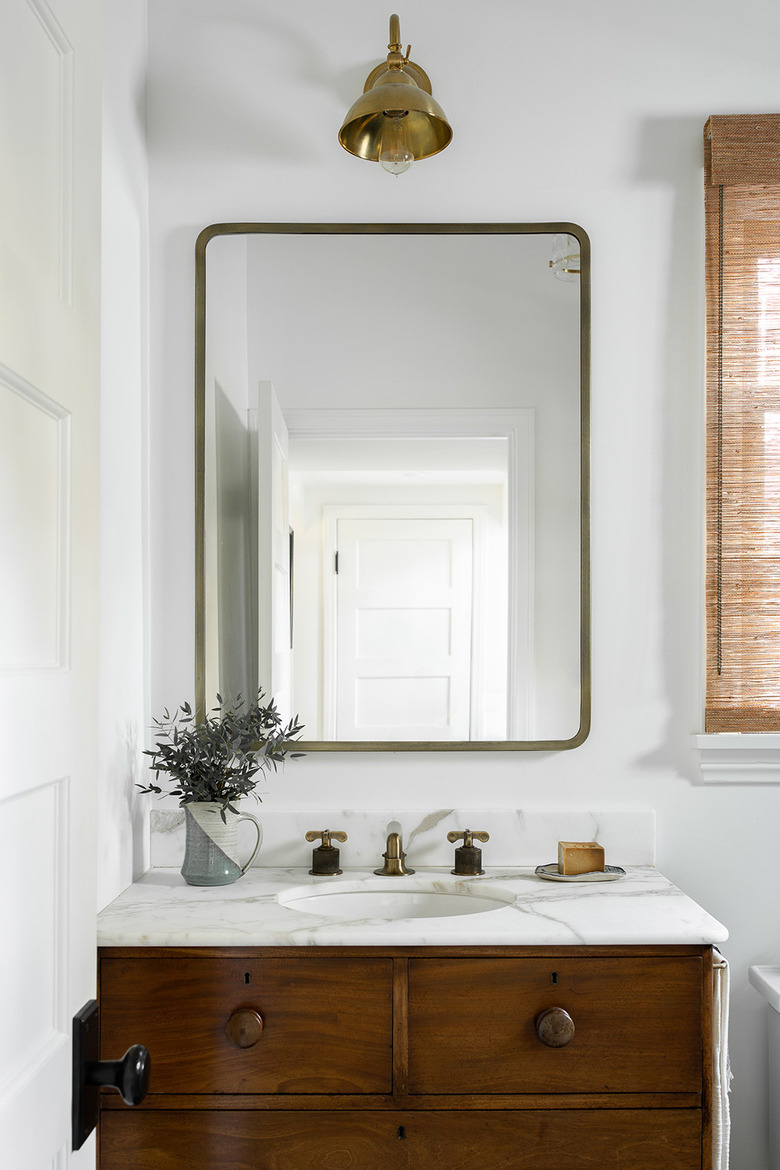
196, 224, 590, 751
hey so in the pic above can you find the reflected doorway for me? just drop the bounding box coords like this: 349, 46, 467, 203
287, 422, 526, 741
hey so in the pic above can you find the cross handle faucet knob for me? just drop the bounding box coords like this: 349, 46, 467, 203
305, 830, 348, 876
447, 829, 490, 876
305, 830, 348, 848
447, 829, 490, 847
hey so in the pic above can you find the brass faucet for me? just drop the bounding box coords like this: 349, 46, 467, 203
374, 822, 415, 876
305, 829, 348, 876
447, 829, 490, 875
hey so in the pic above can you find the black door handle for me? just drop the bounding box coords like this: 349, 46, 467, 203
86, 1042, 151, 1105
72, 1000, 151, 1150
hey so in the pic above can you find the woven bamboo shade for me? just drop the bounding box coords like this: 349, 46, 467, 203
705, 114, 780, 731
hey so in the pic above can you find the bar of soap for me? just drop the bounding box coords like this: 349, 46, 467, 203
557, 841, 605, 875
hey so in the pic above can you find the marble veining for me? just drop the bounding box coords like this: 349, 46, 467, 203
150, 806, 656, 869
97, 865, 728, 949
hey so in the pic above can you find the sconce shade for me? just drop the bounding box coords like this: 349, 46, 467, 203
339, 79, 452, 162
339, 15, 452, 164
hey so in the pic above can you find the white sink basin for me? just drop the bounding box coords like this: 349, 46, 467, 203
277, 878, 515, 921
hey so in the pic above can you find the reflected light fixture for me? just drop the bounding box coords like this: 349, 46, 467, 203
549, 234, 581, 282
339, 14, 452, 176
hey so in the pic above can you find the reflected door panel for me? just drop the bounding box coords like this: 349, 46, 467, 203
333, 516, 473, 741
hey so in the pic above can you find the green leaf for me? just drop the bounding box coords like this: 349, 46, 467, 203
142, 690, 304, 803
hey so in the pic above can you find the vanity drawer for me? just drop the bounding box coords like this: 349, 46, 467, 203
99, 1108, 703, 1170
408, 956, 704, 1094
99, 955, 393, 1094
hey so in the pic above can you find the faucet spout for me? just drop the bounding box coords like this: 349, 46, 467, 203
374, 824, 415, 876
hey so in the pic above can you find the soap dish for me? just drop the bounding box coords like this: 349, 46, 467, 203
535, 863, 625, 882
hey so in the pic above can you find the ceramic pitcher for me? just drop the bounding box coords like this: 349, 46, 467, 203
181, 801, 262, 886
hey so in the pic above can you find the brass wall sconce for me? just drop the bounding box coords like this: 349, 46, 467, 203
339, 14, 452, 176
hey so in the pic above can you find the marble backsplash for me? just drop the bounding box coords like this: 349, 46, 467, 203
151, 807, 655, 870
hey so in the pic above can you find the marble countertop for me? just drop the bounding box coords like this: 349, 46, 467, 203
97, 866, 729, 948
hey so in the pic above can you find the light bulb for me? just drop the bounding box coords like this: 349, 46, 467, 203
378, 113, 413, 176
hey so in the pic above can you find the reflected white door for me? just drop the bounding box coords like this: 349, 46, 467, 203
256, 382, 292, 716
334, 517, 474, 740
0, 0, 101, 1165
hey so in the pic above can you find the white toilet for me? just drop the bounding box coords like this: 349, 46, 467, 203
750, 966, 780, 1169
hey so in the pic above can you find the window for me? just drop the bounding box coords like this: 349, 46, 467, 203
704, 114, 780, 732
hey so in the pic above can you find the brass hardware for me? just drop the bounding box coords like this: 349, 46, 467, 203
447, 829, 489, 875
339, 14, 452, 170
305, 829, 348, 876
549, 260, 580, 276
535, 1006, 575, 1048
225, 1007, 264, 1049
374, 828, 415, 876
305, 829, 348, 845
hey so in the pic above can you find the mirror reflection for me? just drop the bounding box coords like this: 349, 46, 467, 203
197, 225, 590, 750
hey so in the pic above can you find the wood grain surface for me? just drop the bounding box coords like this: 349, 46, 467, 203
100, 955, 393, 1094
407, 955, 703, 1094
100, 1108, 703, 1169
97, 945, 712, 1170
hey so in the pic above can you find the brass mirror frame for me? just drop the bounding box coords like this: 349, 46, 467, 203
195, 222, 591, 751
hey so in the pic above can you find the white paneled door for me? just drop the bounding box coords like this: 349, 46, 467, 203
0, 0, 102, 1166
333, 516, 474, 740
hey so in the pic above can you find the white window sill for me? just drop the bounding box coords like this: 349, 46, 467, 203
694, 733, 780, 784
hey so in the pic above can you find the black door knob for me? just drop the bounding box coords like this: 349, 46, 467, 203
86, 1043, 151, 1105
72, 1000, 151, 1150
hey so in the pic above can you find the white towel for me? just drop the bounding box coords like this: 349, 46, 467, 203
712, 949, 732, 1170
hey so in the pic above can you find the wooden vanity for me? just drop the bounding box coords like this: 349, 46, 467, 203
97, 942, 714, 1169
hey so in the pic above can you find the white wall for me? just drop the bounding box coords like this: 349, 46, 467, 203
145, 2, 780, 1165
97, 0, 150, 906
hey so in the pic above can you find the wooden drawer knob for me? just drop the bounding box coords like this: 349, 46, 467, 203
225, 1008, 264, 1049
535, 1007, 575, 1048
